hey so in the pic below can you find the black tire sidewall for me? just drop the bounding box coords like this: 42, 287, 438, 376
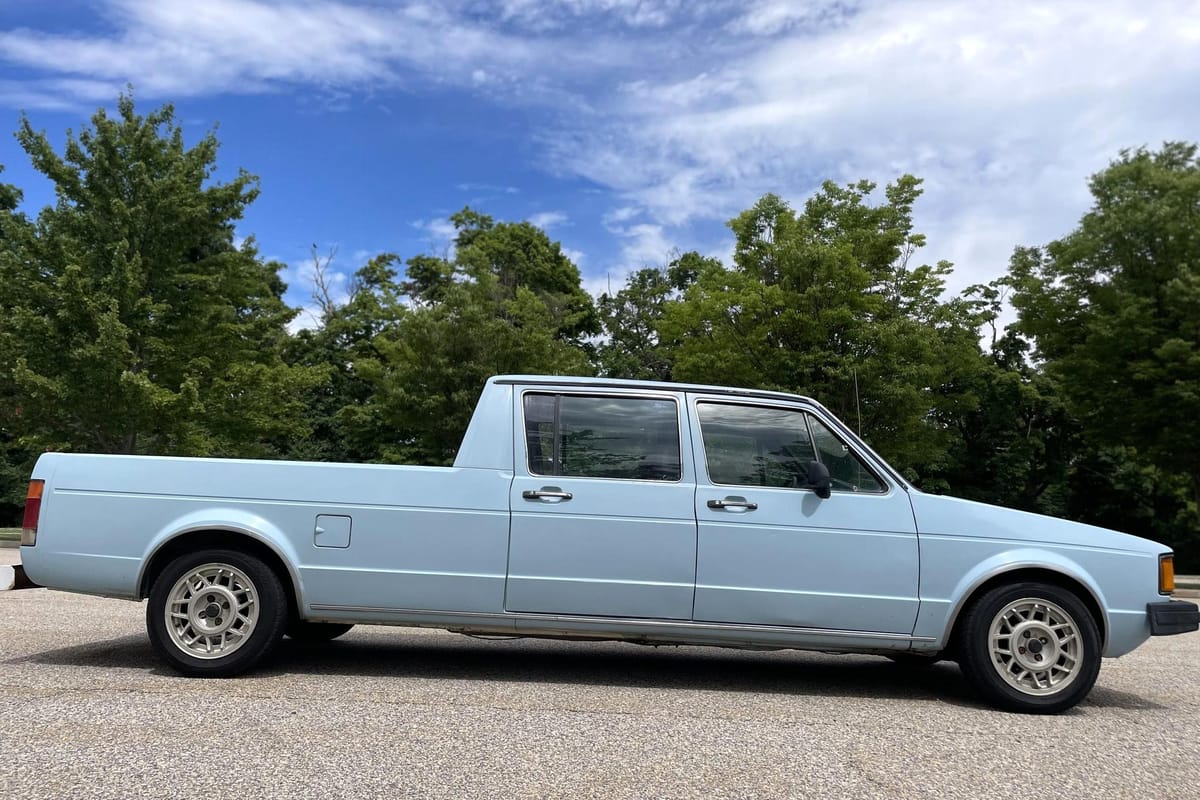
959, 581, 1102, 714
146, 548, 287, 677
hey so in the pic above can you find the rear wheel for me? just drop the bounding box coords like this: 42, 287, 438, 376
286, 620, 355, 642
146, 549, 287, 677
958, 581, 1101, 713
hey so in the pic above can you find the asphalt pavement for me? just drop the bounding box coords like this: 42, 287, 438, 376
2, 548, 1199, 799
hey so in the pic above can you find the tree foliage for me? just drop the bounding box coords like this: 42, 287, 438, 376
659, 180, 979, 478
1009, 143, 1200, 501
328, 209, 596, 465
284, 253, 404, 463
0, 93, 323, 467
0, 165, 37, 520
596, 251, 710, 380
1004, 143, 1200, 562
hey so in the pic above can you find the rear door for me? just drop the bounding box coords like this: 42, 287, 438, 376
689, 396, 920, 634
506, 387, 698, 620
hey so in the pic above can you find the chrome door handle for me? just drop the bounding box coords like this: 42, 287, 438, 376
707, 499, 758, 510
523, 489, 573, 501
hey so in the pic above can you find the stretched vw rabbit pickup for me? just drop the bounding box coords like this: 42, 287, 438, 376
18, 375, 1199, 713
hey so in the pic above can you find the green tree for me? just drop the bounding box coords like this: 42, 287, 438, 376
284, 252, 404, 462
661, 181, 979, 477
0, 165, 38, 522
451, 208, 599, 343
1060, 446, 1198, 567
2, 93, 323, 461
596, 251, 711, 380
332, 210, 595, 465
926, 283, 1076, 513
1008, 143, 1200, 509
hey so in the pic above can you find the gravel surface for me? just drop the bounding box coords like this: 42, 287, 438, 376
2, 564, 1199, 799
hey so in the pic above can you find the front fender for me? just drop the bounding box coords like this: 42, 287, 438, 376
136, 508, 306, 607
914, 546, 1109, 648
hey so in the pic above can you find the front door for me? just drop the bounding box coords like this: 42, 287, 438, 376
506, 389, 698, 620
688, 397, 920, 634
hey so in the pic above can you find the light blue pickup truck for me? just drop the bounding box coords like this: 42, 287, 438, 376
18, 375, 1198, 713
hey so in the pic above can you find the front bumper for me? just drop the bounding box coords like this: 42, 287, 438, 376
1147, 600, 1200, 636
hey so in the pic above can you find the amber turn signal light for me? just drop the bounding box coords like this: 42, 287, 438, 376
1159, 554, 1175, 595
20, 479, 43, 547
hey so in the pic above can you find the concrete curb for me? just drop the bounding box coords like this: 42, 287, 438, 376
0, 563, 38, 591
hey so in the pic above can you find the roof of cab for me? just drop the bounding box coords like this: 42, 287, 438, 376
489, 374, 818, 406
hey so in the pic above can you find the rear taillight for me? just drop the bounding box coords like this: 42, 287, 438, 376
20, 479, 43, 547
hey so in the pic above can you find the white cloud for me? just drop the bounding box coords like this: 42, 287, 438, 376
725, 0, 857, 36
276, 245, 353, 319
287, 302, 324, 334
0, 0, 637, 109
410, 216, 458, 259
548, 0, 1200, 284
456, 182, 520, 194
527, 210, 568, 230
412, 217, 457, 239
496, 0, 688, 30
584, 210, 677, 299
5, 0, 1198, 291
602, 206, 640, 227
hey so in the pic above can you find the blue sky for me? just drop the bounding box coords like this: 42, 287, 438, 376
1, 0, 1198, 325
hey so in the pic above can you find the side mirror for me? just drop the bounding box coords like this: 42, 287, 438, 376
806, 460, 831, 499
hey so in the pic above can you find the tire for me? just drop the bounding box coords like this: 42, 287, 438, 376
957, 581, 1101, 714
286, 620, 355, 642
146, 549, 287, 677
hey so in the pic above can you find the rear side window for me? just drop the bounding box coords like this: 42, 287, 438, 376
523, 393, 682, 481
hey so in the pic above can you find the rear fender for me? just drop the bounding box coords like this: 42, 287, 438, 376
136, 508, 304, 604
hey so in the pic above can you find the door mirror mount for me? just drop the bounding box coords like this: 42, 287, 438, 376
806, 461, 832, 499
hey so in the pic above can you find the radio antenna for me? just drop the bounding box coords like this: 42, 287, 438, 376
853, 368, 862, 435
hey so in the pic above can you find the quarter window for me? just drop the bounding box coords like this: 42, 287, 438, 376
523, 393, 682, 481
807, 416, 884, 493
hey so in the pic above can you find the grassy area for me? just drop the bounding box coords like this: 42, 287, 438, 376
0, 528, 20, 542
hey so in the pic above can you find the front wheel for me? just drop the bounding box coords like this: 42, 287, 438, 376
958, 582, 1101, 714
147, 549, 287, 677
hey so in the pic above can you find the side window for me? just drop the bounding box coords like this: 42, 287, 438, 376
807, 415, 885, 493
523, 393, 682, 481
696, 403, 815, 488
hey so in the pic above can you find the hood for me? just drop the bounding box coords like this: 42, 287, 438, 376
908, 492, 1168, 557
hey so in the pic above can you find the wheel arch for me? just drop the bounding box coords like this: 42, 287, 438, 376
943, 564, 1108, 653
137, 517, 303, 624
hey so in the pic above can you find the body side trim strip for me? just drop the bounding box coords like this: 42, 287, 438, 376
308, 604, 937, 641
